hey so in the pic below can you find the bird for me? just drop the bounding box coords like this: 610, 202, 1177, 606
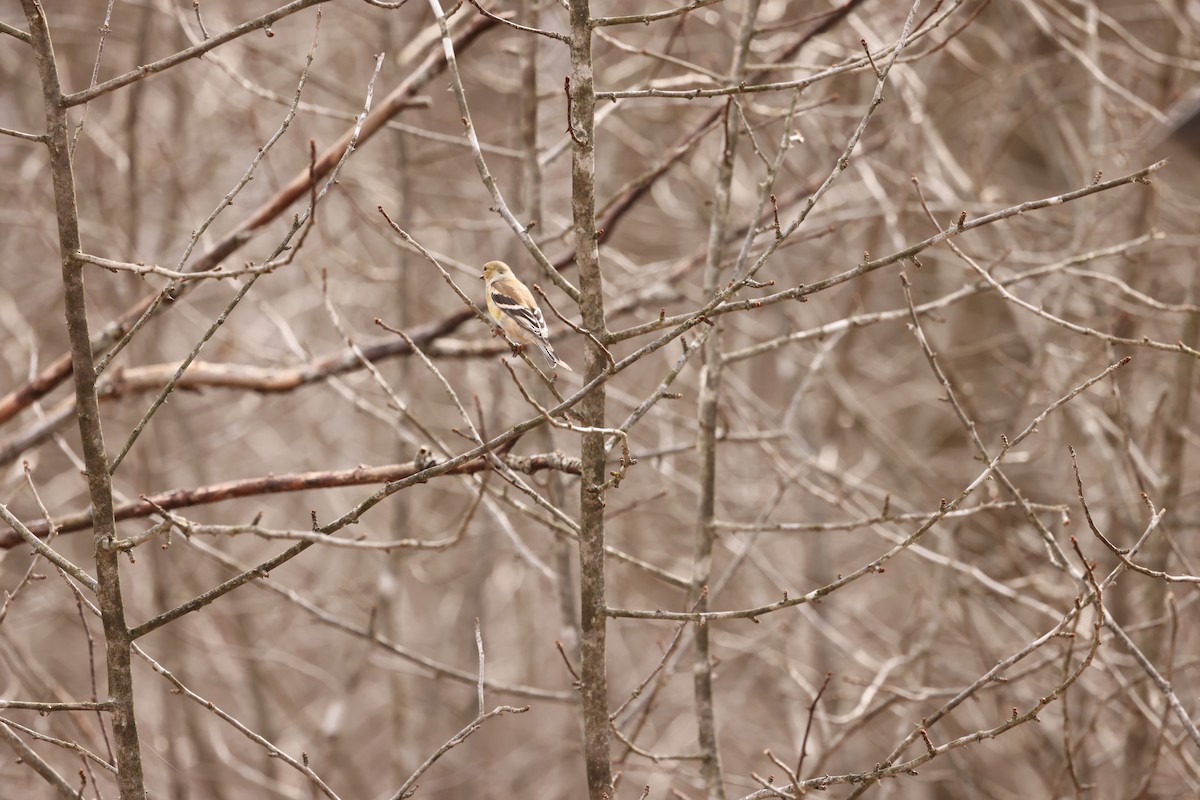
482, 260, 573, 371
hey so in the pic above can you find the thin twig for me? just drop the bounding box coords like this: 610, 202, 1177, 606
0, 8, 492, 432
475, 619, 486, 716
899, 268, 1070, 568
794, 672, 832, 779
0, 125, 46, 142
0, 717, 117, 776
532, 282, 614, 367
131, 640, 344, 799
62, 0, 332, 107
468, 0, 566, 41
0, 464, 63, 623
108, 50, 382, 475
719, 232, 1162, 362
94, 9, 325, 378
426, 0, 580, 301
908, 175, 1194, 359
859, 37, 881, 77
754, 552, 1108, 798
1070, 449, 1188, 581
0, 19, 32, 42
611, 589, 708, 724
69, 0, 117, 152
0, 502, 97, 591
500, 359, 635, 491
608, 354, 1131, 623
597, 0, 962, 99
387, 705, 530, 800
592, 0, 725, 28
0, 721, 80, 797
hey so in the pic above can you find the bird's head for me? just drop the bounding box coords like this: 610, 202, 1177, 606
481, 260, 513, 282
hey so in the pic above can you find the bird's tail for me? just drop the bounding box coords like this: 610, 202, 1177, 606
542, 342, 573, 371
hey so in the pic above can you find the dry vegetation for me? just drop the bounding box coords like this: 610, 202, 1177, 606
2, 0, 1199, 798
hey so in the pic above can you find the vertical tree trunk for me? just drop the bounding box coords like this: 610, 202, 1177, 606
569, 2, 614, 797
692, 4, 761, 797
20, 2, 146, 797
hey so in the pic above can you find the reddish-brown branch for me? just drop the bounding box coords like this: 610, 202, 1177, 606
0, 310, 480, 467
4, 451, 579, 545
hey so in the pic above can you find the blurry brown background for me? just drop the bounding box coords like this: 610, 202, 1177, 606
2, 1, 1199, 797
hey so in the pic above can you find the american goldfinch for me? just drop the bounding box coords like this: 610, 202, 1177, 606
482, 260, 573, 371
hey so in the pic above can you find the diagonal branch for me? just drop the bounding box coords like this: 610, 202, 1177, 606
62, 0, 331, 107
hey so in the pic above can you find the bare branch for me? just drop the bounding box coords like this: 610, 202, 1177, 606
0, 19, 32, 42
0, 125, 45, 142
0, 721, 80, 798
0, 10, 498, 429
468, 0, 567, 41
608, 355, 1131, 622
593, 0, 726, 28
5, 452, 578, 543
387, 704, 530, 800
62, 0, 332, 107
